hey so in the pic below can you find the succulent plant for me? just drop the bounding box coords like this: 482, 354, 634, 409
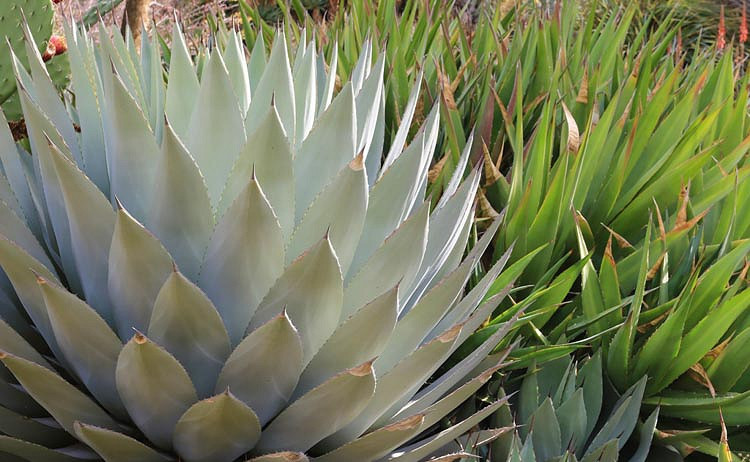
490, 353, 657, 462
0, 0, 70, 121
0, 21, 520, 462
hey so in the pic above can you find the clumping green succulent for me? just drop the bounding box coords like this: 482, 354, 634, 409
0, 21, 519, 462
489, 353, 657, 462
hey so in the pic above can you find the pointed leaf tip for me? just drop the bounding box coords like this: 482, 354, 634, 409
349, 358, 377, 377
349, 152, 365, 171
437, 322, 463, 343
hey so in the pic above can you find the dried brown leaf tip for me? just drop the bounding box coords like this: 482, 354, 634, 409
386, 413, 425, 432
349, 152, 365, 171
348, 358, 376, 377
254, 452, 308, 461
436, 322, 463, 343
562, 102, 580, 153
428, 151, 449, 184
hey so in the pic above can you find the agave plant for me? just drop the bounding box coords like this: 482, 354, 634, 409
489, 353, 656, 462
0, 21, 520, 462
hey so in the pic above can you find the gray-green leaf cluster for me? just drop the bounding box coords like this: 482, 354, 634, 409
0, 21, 518, 462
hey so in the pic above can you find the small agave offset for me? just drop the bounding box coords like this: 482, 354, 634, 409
0, 22, 517, 462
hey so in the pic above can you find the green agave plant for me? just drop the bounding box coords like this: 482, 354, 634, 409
0, 21, 522, 462
490, 353, 656, 462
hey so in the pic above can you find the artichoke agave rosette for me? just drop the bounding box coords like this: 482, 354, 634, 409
0, 24, 516, 462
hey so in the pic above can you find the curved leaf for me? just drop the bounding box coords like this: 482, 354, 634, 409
164, 24, 200, 138
39, 279, 126, 419
256, 360, 376, 453
323, 324, 460, 449
116, 334, 198, 449
294, 84, 356, 220
147, 122, 213, 280
342, 201, 429, 318
0, 353, 119, 435
200, 179, 285, 345
350, 108, 437, 277
249, 453, 308, 462
74, 422, 171, 462
296, 284, 398, 397
0, 236, 64, 359
49, 142, 116, 325
148, 271, 231, 398
0, 318, 51, 371
215, 312, 303, 426
0, 404, 70, 447
101, 71, 159, 223
287, 153, 368, 272
173, 391, 261, 462
246, 33, 295, 140
219, 106, 294, 238
0, 199, 53, 272
108, 206, 174, 340
185, 49, 246, 207
0, 435, 92, 462
249, 237, 343, 365
315, 414, 425, 462
384, 401, 508, 462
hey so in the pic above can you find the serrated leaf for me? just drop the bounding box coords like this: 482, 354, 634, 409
74, 422, 170, 462
531, 398, 562, 461
147, 122, 213, 281
215, 312, 303, 425
384, 401, 508, 462
249, 453, 308, 462
0, 318, 51, 371
0, 404, 69, 447
101, 70, 159, 223
224, 33, 251, 115
108, 207, 173, 341
185, 49, 246, 207
294, 84, 356, 220
350, 108, 437, 277
200, 179, 285, 345
297, 285, 397, 397
249, 237, 343, 365
0, 236, 64, 360
256, 360, 376, 453
557, 389, 587, 454
343, 201, 429, 318
48, 141, 116, 325
658, 288, 750, 392
173, 391, 261, 462
148, 271, 231, 398
0, 435, 92, 462
0, 199, 53, 273
221, 105, 294, 238
288, 154, 368, 272
315, 414, 425, 462
323, 324, 461, 449
164, 24, 200, 138
116, 334, 198, 449
39, 279, 126, 419
246, 33, 296, 140
0, 353, 119, 436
